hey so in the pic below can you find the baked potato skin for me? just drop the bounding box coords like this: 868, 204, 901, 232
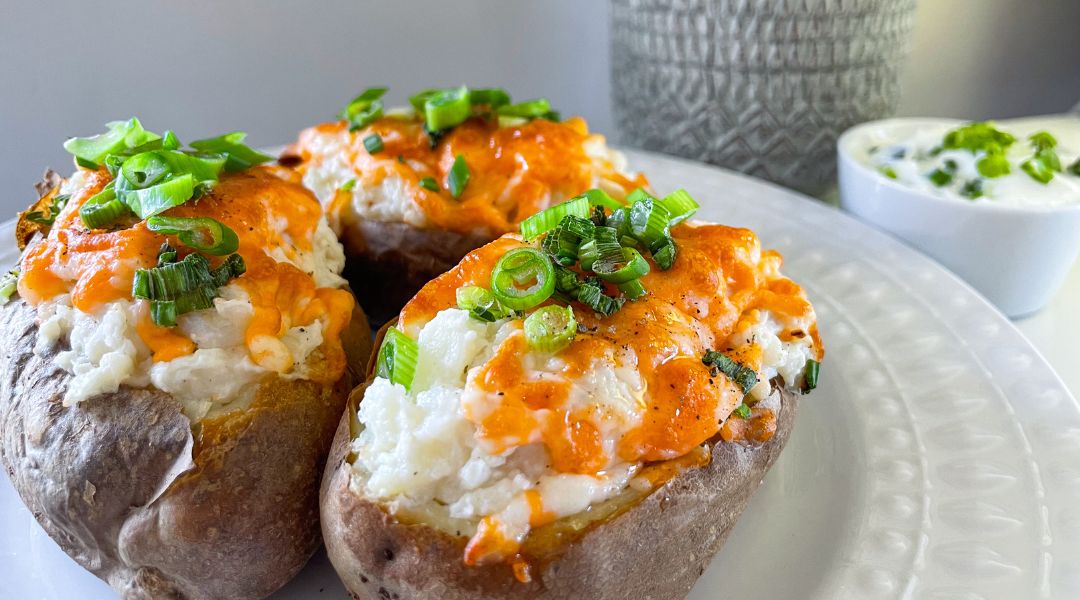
339, 219, 493, 325
321, 375, 798, 600
0, 297, 373, 600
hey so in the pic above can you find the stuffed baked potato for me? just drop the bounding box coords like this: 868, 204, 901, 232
284, 85, 648, 321
0, 120, 372, 599
321, 188, 823, 599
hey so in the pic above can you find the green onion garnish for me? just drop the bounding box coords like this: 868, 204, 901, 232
519, 196, 591, 240
189, 131, 273, 172
1068, 157, 1080, 176
25, 194, 70, 226
418, 176, 440, 192
928, 168, 953, 187
801, 359, 820, 393
340, 87, 387, 132
363, 134, 384, 154
340, 178, 357, 192
490, 247, 555, 311
497, 98, 554, 120
942, 122, 1016, 153
702, 350, 758, 395
651, 239, 677, 270
425, 86, 471, 132
0, 268, 18, 305
656, 189, 699, 225
132, 248, 245, 326
375, 328, 419, 391
470, 88, 511, 110
628, 195, 672, 249
146, 216, 239, 255
960, 179, 984, 199
977, 153, 1010, 178
581, 188, 623, 210
732, 404, 752, 419
879, 166, 898, 179
575, 280, 623, 316
121, 173, 196, 220
448, 155, 470, 199
524, 305, 577, 353
79, 183, 131, 229
456, 285, 506, 322
63, 118, 161, 169
618, 279, 647, 300
593, 247, 650, 284
1020, 131, 1062, 184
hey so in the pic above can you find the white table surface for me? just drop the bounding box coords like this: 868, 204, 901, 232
1016, 259, 1079, 397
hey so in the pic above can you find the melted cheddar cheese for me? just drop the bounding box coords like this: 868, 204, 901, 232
19, 167, 354, 386
291, 116, 647, 236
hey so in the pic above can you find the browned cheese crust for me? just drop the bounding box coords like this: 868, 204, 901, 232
339, 219, 494, 325
321, 371, 799, 600
0, 297, 373, 600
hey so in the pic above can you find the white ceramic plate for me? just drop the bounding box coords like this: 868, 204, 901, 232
2, 150, 1079, 599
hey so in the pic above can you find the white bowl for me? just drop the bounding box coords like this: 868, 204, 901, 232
837, 116, 1080, 318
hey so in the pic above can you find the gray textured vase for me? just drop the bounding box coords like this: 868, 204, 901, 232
611, 0, 917, 196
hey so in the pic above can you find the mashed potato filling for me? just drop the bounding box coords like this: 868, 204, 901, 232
24, 168, 352, 420
351, 305, 813, 562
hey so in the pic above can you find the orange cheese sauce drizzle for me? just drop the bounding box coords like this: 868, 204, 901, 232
396, 223, 822, 567
293, 115, 647, 236
18, 168, 353, 383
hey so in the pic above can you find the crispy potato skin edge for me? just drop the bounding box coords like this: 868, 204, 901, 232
0, 297, 373, 600
339, 218, 494, 325
321, 365, 799, 600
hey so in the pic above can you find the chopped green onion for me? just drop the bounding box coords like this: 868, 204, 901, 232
928, 168, 953, 187
418, 176, 440, 192
470, 88, 511, 109
702, 350, 758, 395
524, 305, 577, 353
497, 116, 529, 128
541, 215, 594, 266
146, 216, 239, 255
732, 404, 752, 419
651, 238, 677, 270
490, 247, 555, 311
519, 196, 591, 240
1068, 157, 1080, 176
132, 250, 245, 326
1029, 131, 1057, 151
121, 173, 196, 219
553, 264, 582, 295
118, 150, 225, 192
25, 194, 70, 226
1022, 157, 1055, 184
375, 328, 419, 391
340, 87, 387, 132
977, 152, 1011, 178
606, 207, 629, 237
575, 281, 623, 316
581, 188, 623, 210
425, 86, 471, 132
456, 285, 506, 322
879, 166, 898, 179
1020, 131, 1062, 184
0, 268, 18, 305
340, 178, 357, 192
593, 247, 650, 284
63, 118, 161, 169
363, 134, 384, 154
801, 359, 820, 393
580, 226, 621, 272
189, 131, 273, 172
79, 183, 131, 229
497, 98, 553, 119
960, 179, 984, 199
942, 122, 1016, 153
628, 196, 672, 248
656, 189, 699, 225
618, 279, 647, 300
590, 205, 607, 227
423, 123, 446, 149
448, 155, 470, 199
409, 89, 439, 112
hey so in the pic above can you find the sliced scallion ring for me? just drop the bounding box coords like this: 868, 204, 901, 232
63, 118, 161, 169
524, 305, 577, 352
593, 246, 650, 284
576, 282, 623, 316
470, 88, 511, 109
628, 196, 672, 248
618, 279, 647, 300
581, 188, 623, 210
519, 196, 591, 240
490, 247, 555, 311
651, 238, 678, 270
79, 183, 131, 229
363, 134, 384, 154
497, 98, 552, 119
189, 131, 273, 172
456, 285, 505, 322
802, 359, 821, 393
657, 188, 699, 225
340, 87, 387, 131
146, 216, 239, 255
418, 176, 440, 192
376, 328, 419, 391
121, 173, 196, 219
424, 86, 471, 132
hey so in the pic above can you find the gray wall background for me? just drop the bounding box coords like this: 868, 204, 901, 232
2, 1, 1078, 214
